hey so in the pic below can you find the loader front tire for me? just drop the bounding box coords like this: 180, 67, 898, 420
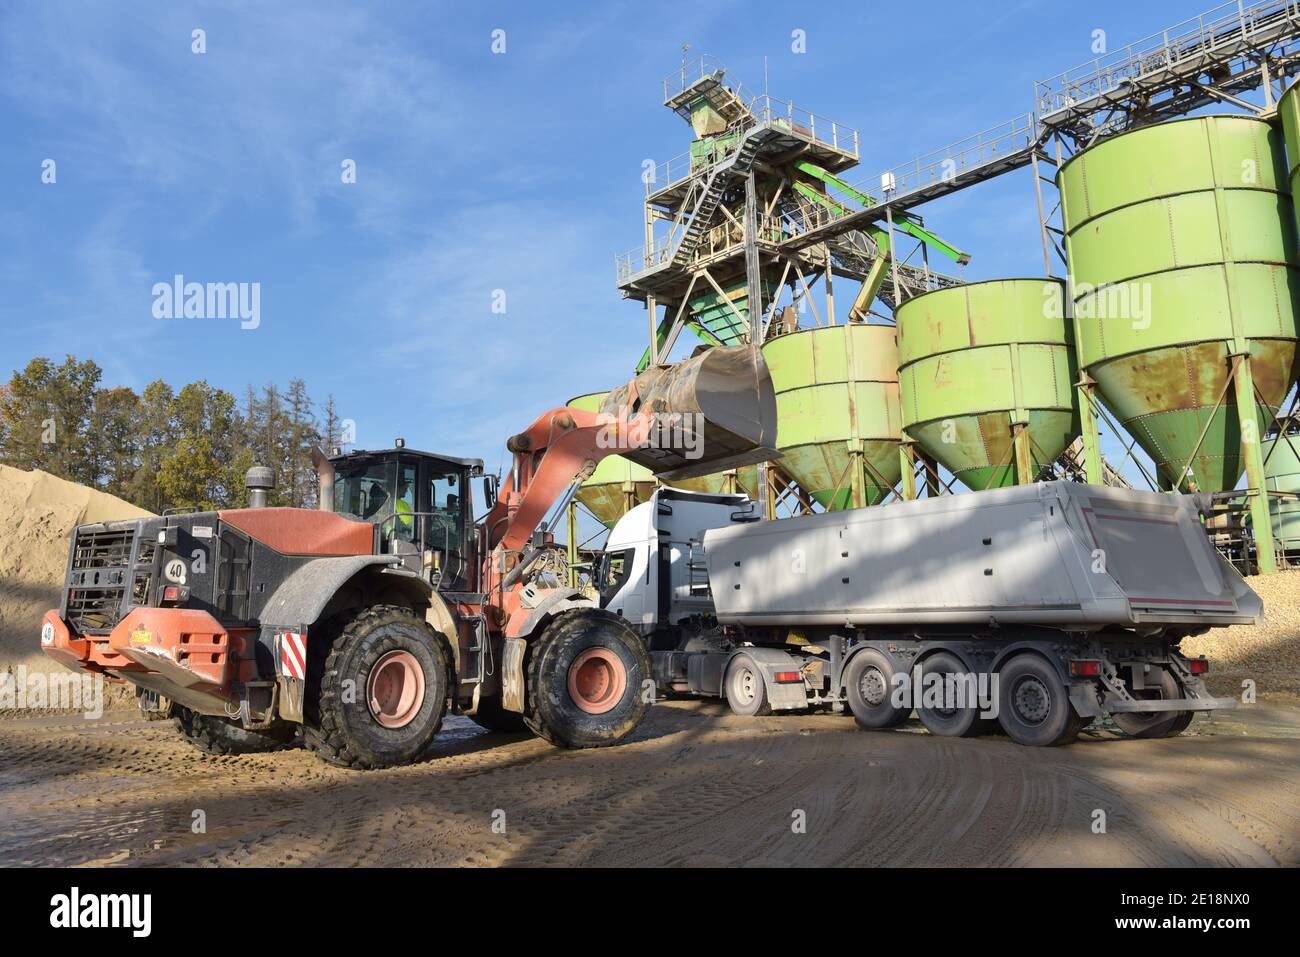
304, 604, 450, 770
524, 608, 650, 748
173, 707, 295, 755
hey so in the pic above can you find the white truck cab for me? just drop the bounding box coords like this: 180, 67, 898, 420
598, 487, 758, 633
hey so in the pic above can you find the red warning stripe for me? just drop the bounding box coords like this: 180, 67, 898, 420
279, 632, 306, 680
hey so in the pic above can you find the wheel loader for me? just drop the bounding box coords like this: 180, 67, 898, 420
39, 345, 778, 768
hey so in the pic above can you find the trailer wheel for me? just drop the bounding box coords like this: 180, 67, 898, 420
724, 655, 771, 717
524, 608, 650, 748
468, 693, 529, 734
1113, 667, 1187, 739
844, 649, 911, 729
996, 653, 1082, 747
916, 652, 985, 738
173, 707, 296, 755
304, 604, 450, 769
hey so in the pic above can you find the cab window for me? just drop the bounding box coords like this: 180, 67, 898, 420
427, 471, 463, 552
599, 548, 635, 605
333, 460, 395, 521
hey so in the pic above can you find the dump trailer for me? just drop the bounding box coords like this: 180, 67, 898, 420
40, 345, 778, 768
599, 483, 1261, 746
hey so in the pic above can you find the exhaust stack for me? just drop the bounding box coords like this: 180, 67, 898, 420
309, 445, 335, 511
245, 466, 274, 508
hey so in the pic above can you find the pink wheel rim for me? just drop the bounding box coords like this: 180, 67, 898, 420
367, 650, 426, 729
567, 648, 627, 715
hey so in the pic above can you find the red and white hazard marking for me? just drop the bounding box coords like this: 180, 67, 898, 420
279, 632, 307, 680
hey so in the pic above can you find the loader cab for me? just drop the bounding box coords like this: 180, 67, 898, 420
328, 447, 485, 591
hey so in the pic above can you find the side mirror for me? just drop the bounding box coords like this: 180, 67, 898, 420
481, 475, 498, 510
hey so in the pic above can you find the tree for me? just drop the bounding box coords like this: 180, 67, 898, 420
0, 355, 101, 483
87, 386, 141, 499
1, 355, 326, 513
129, 380, 177, 513
284, 378, 320, 508
156, 382, 251, 510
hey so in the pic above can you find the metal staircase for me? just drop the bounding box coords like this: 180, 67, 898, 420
670, 128, 767, 268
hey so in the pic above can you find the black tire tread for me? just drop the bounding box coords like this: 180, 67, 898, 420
173, 707, 292, 756
523, 608, 649, 748
304, 604, 450, 769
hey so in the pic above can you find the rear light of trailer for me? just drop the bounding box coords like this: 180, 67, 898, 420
1069, 659, 1102, 677
1187, 658, 1209, 675
774, 671, 802, 684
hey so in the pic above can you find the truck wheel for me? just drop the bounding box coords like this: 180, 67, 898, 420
996, 653, 1082, 747
173, 707, 296, 755
304, 604, 450, 769
916, 652, 984, 738
1113, 668, 1185, 739
524, 608, 650, 748
468, 693, 529, 733
1164, 710, 1195, 737
844, 648, 911, 729
724, 655, 771, 717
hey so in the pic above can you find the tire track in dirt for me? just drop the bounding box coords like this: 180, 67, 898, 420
1, 701, 1297, 867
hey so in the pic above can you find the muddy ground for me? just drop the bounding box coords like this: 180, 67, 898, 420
1, 698, 1297, 867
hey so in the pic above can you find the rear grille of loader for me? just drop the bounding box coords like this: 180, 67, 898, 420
65, 528, 136, 634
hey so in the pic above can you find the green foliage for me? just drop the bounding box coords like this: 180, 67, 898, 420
0, 355, 102, 485
0, 355, 337, 513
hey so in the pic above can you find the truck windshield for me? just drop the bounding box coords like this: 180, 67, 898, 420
333, 460, 395, 522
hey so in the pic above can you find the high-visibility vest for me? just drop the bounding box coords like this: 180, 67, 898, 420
394, 496, 414, 535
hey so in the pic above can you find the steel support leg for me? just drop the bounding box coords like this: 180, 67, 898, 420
899, 440, 917, 501
1233, 354, 1278, 574
1078, 379, 1104, 485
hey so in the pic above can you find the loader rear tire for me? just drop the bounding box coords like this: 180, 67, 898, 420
304, 604, 450, 770
524, 608, 650, 749
845, 648, 911, 730
173, 707, 295, 756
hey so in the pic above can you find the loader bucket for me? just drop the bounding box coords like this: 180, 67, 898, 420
600, 344, 779, 481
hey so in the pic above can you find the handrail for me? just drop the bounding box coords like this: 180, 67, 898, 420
1034, 0, 1300, 118
643, 92, 859, 198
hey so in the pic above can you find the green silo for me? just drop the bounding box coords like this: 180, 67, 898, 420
1059, 115, 1300, 502
896, 279, 1079, 491
1263, 417, 1300, 554
1279, 80, 1300, 244
760, 323, 903, 509
567, 391, 656, 527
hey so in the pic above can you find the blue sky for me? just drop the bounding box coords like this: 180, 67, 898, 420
0, 0, 1249, 490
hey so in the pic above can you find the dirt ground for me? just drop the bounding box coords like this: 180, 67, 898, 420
1, 698, 1297, 868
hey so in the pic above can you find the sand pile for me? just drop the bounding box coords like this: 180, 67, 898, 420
1183, 570, 1300, 697
0, 465, 152, 672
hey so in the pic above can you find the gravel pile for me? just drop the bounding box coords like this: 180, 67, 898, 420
1183, 570, 1300, 697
